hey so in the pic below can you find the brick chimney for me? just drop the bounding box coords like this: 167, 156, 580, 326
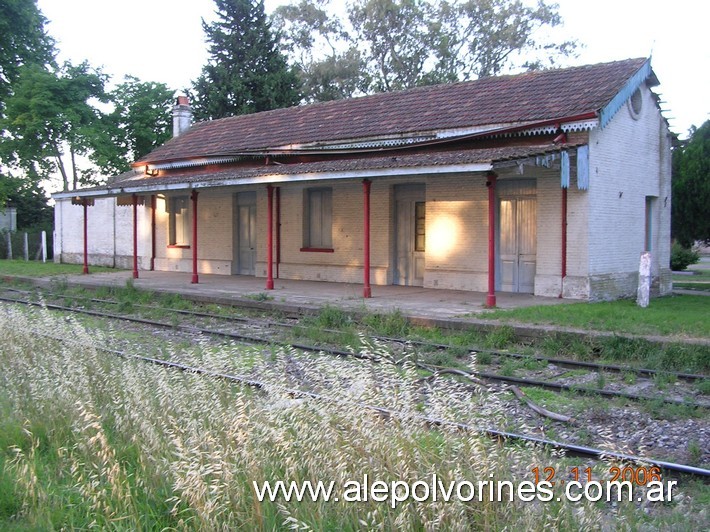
173, 95, 192, 137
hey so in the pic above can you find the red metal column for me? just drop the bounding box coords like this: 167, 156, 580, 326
275, 187, 281, 279
82, 200, 89, 274
486, 172, 497, 308
266, 185, 274, 290
191, 190, 199, 284
132, 194, 139, 279
150, 195, 156, 271
560, 187, 568, 298
363, 179, 372, 298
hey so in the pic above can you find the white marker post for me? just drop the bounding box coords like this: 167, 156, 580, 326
41, 231, 47, 263
637, 251, 651, 308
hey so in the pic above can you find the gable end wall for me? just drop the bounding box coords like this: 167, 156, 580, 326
587, 83, 672, 300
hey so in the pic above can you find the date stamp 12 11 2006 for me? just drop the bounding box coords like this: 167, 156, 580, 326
531, 465, 663, 487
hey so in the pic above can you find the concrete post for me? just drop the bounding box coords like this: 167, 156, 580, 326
6, 232, 12, 260
637, 251, 651, 308
23, 232, 29, 261
41, 231, 47, 263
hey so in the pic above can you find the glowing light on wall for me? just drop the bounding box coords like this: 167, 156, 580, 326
428, 214, 461, 260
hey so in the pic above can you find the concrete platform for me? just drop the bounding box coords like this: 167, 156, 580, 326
38, 270, 572, 321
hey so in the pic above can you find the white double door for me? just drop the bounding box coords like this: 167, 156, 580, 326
498, 181, 537, 294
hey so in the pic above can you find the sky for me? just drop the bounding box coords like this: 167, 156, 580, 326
36, 0, 709, 138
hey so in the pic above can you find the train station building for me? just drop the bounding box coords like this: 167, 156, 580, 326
52, 58, 672, 303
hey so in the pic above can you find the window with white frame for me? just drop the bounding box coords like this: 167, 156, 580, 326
168, 195, 190, 246
303, 188, 333, 249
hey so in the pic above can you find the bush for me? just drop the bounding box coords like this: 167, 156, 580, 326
670, 242, 700, 271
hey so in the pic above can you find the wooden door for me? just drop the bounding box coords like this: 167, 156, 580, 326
394, 185, 425, 286
498, 181, 536, 293
233, 192, 256, 275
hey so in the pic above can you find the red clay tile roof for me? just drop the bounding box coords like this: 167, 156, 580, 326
137, 58, 649, 166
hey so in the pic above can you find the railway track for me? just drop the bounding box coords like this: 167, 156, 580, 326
1, 288, 707, 410
5, 286, 708, 383
21, 319, 710, 480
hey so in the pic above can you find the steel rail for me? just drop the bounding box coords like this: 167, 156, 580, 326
4, 286, 705, 382
28, 329, 710, 480
1, 294, 706, 409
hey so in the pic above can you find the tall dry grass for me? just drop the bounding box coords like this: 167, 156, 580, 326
0, 303, 701, 530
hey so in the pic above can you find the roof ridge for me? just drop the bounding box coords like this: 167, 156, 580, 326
193, 57, 650, 128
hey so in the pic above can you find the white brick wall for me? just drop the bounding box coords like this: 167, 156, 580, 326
587, 83, 672, 298
154, 191, 233, 274
424, 174, 488, 290
54, 196, 151, 269
263, 180, 393, 284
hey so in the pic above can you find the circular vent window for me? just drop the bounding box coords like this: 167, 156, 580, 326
628, 88, 643, 119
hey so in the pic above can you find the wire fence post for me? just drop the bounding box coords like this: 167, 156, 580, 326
23, 232, 29, 261
5, 232, 12, 260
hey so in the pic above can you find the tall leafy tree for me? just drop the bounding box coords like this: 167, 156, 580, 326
273, 0, 367, 102
191, 0, 301, 120
91, 77, 174, 176
0, 0, 55, 114
1, 62, 107, 191
0, 1, 55, 217
672, 121, 710, 247
0, 173, 53, 230
274, 0, 576, 101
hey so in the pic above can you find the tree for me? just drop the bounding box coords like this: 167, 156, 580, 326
273, 0, 366, 102
191, 0, 301, 120
672, 121, 710, 247
274, 0, 576, 101
0, 172, 52, 230
0, 0, 55, 114
1, 62, 107, 191
91, 77, 174, 176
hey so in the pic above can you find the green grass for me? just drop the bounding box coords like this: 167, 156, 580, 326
480, 295, 710, 338
673, 282, 710, 291
673, 268, 710, 281
673, 267, 710, 291
14, 304, 689, 530
0, 258, 118, 277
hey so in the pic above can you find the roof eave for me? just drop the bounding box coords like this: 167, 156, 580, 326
132, 112, 599, 171
53, 162, 495, 199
